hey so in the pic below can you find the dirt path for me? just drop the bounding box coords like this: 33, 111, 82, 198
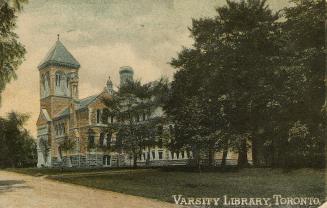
0, 170, 179, 208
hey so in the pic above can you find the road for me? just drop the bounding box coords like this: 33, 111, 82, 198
0, 170, 179, 208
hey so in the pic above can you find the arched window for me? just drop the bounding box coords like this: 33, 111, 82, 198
99, 133, 105, 146
88, 129, 95, 149
107, 133, 112, 143
55, 125, 58, 136
58, 146, 62, 159
56, 73, 61, 86
96, 109, 101, 124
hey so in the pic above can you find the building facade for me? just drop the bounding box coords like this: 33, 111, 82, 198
36, 39, 246, 168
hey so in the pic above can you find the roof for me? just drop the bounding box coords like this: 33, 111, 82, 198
38, 40, 80, 70
41, 109, 52, 121
77, 95, 98, 110
119, 66, 134, 74
55, 108, 70, 118
54, 94, 98, 119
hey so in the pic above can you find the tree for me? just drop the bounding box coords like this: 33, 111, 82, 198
0, 0, 26, 104
102, 78, 168, 167
0, 112, 36, 168
166, 0, 282, 167
276, 0, 325, 168
60, 136, 76, 167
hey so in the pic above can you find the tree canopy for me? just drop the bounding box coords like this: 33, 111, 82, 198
0, 112, 36, 168
164, 0, 325, 168
0, 0, 26, 104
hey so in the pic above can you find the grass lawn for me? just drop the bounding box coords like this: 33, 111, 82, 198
25, 168, 324, 204
6, 166, 148, 176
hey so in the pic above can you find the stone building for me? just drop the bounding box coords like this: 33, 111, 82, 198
36, 39, 247, 168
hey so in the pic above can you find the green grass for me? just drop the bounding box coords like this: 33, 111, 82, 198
41, 168, 325, 204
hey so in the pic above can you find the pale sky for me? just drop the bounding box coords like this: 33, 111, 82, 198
0, 0, 289, 137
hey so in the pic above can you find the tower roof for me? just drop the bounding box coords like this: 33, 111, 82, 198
119, 66, 134, 74
38, 40, 80, 70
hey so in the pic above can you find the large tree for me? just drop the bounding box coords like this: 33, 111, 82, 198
165, 0, 324, 168
0, 112, 36, 168
277, 0, 325, 168
166, 0, 282, 167
0, 0, 26, 104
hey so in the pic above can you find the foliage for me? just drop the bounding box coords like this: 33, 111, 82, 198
165, 0, 325, 168
102, 78, 168, 167
61, 136, 76, 153
0, 0, 26, 104
0, 112, 36, 168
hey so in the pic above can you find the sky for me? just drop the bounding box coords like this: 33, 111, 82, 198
0, 0, 289, 137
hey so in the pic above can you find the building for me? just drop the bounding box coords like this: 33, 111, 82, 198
36, 38, 247, 168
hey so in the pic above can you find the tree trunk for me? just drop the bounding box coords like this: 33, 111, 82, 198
221, 141, 229, 168
133, 155, 137, 168
208, 147, 214, 167
192, 146, 201, 171
238, 138, 248, 168
252, 137, 258, 167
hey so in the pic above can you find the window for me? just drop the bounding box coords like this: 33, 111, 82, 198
143, 153, 146, 160
187, 151, 191, 158
103, 155, 111, 166
181, 151, 185, 159
152, 151, 155, 160
158, 151, 163, 160
142, 112, 146, 121
171, 151, 174, 159
88, 135, 95, 148
99, 133, 105, 146
147, 152, 150, 160
106, 133, 111, 147
96, 109, 101, 124
56, 73, 61, 86
107, 133, 112, 143
176, 152, 180, 159
66, 77, 69, 88
110, 116, 114, 123
136, 113, 140, 122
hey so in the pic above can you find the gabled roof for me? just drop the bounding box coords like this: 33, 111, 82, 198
36, 109, 52, 125
41, 109, 52, 121
38, 40, 80, 70
53, 94, 99, 119
77, 94, 98, 110
55, 107, 70, 119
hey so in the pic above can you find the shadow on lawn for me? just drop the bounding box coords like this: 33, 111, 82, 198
0, 180, 30, 193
